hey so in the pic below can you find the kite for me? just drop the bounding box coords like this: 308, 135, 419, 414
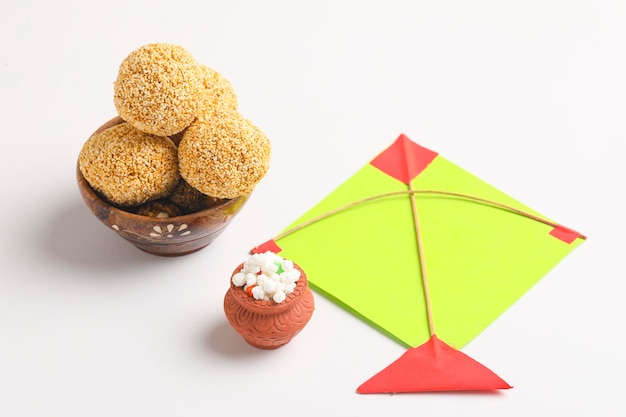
252, 134, 585, 393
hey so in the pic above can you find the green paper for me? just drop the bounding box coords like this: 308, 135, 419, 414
275, 152, 583, 349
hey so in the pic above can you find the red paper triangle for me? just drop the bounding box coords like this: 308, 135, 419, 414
357, 335, 512, 393
369, 134, 438, 184
250, 239, 282, 254
549, 224, 586, 244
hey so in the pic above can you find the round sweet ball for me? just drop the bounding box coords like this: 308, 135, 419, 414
79, 123, 180, 207
178, 111, 271, 199
113, 43, 202, 136
196, 64, 238, 121
135, 200, 182, 218
168, 178, 207, 213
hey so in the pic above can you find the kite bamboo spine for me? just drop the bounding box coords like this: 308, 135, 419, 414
407, 183, 436, 337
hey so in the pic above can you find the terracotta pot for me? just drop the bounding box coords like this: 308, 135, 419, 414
76, 116, 249, 257
223, 262, 315, 349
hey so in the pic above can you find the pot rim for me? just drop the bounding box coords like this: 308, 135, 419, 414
228, 262, 308, 313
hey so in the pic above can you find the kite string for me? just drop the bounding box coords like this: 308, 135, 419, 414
272, 189, 587, 242
408, 182, 436, 337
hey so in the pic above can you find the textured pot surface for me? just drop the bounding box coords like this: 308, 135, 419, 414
223, 262, 315, 349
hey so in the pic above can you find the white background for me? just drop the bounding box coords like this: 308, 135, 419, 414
1, 1, 624, 416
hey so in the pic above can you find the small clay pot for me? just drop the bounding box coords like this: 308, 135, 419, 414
223, 262, 315, 349
76, 116, 249, 257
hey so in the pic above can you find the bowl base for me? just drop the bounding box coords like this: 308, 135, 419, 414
134, 242, 212, 257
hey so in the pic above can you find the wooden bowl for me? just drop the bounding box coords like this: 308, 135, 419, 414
76, 117, 249, 257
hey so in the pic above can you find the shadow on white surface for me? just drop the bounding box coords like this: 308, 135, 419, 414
202, 320, 269, 359
38, 199, 163, 273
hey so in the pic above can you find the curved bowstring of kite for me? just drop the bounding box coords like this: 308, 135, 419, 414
273, 189, 587, 242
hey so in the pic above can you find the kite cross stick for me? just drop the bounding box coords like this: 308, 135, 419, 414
253, 188, 584, 393
251, 134, 586, 393
254, 187, 576, 392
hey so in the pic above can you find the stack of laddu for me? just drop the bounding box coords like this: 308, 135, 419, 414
78, 43, 271, 218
